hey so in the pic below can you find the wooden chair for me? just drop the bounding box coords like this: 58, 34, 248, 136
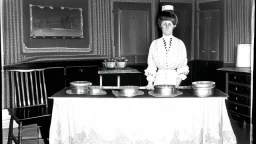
7, 68, 51, 144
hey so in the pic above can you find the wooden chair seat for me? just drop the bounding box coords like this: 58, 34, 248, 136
8, 105, 51, 121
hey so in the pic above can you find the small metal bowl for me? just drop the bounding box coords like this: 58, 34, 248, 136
103, 61, 116, 68
116, 61, 127, 68
70, 81, 92, 88
119, 86, 139, 96
154, 85, 177, 95
88, 86, 103, 95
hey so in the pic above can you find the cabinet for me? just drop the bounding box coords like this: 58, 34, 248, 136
112, 1, 154, 64
218, 67, 251, 125
199, 10, 220, 60
198, 1, 224, 61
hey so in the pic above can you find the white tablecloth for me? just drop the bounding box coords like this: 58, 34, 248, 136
49, 97, 236, 144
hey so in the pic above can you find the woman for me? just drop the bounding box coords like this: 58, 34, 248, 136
145, 11, 189, 89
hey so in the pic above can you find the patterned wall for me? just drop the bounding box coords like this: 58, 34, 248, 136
223, 0, 251, 63
3, 0, 24, 65
2, 0, 24, 109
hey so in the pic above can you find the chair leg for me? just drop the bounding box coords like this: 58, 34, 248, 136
7, 117, 14, 144
18, 122, 22, 144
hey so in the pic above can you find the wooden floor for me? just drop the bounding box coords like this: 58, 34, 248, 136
2, 117, 251, 144
229, 117, 251, 144
2, 124, 47, 144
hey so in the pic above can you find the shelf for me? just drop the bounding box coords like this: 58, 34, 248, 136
218, 67, 251, 73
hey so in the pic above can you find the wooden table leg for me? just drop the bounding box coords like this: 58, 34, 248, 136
100, 75, 103, 86
117, 75, 120, 87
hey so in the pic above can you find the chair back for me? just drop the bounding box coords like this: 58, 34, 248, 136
8, 69, 48, 108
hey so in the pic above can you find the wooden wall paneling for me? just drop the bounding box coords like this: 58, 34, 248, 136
199, 8, 221, 61
199, 10, 207, 60
111, 0, 156, 63
208, 9, 220, 61
44, 67, 65, 112
196, 0, 252, 64
65, 65, 99, 86
198, 0, 223, 61
119, 9, 149, 63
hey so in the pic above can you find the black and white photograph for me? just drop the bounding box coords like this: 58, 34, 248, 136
1, 0, 254, 144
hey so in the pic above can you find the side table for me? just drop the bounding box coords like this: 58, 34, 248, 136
98, 67, 141, 87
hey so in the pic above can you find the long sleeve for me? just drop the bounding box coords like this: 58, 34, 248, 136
176, 40, 189, 80
144, 41, 157, 82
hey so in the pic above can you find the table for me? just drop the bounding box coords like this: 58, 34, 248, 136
98, 67, 141, 87
49, 88, 237, 144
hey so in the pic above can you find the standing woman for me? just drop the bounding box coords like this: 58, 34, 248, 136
145, 10, 189, 89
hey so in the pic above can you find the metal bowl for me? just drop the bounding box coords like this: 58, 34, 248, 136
70, 81, 92, 94
192, 86, 215, 97
119, 86, 139, 96
71, 88, 88, 94
192, 81, 215, 88
88, 86, 103, 95
70, 81, 92, 88
116, 61, 127, 68
103, 61, 116, 68
154, 85, 177, 95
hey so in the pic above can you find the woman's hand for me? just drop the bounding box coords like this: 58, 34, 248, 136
176, 78, 182, 87
146, 81, 154, 90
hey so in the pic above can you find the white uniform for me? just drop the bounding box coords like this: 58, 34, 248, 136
145, 35, 189, 86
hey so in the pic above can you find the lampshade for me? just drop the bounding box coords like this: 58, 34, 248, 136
236, 44, 251, 67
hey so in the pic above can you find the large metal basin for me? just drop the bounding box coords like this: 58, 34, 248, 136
154, 85, 177, 95
192, 81, 215, 97
192, 87, 214, 97
119, 86, 139, 96
88, 86, 103, 95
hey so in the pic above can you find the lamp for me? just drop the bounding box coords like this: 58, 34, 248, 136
236, 44, 251, 67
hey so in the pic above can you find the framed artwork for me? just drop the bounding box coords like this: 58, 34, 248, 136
29, 4, 83, 38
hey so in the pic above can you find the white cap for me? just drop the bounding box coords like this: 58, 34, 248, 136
162, 5, 174, 11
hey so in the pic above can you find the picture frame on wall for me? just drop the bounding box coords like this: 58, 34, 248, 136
29, 4, 83, 39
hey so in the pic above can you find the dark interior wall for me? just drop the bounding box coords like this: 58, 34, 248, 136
22, 0, 89, 49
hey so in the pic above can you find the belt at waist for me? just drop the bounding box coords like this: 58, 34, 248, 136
157, 69, 177, 73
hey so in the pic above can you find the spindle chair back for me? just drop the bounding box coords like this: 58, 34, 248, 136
7, 68, 51, 144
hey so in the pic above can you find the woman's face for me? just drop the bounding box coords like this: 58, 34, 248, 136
161, 20, 176, 36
